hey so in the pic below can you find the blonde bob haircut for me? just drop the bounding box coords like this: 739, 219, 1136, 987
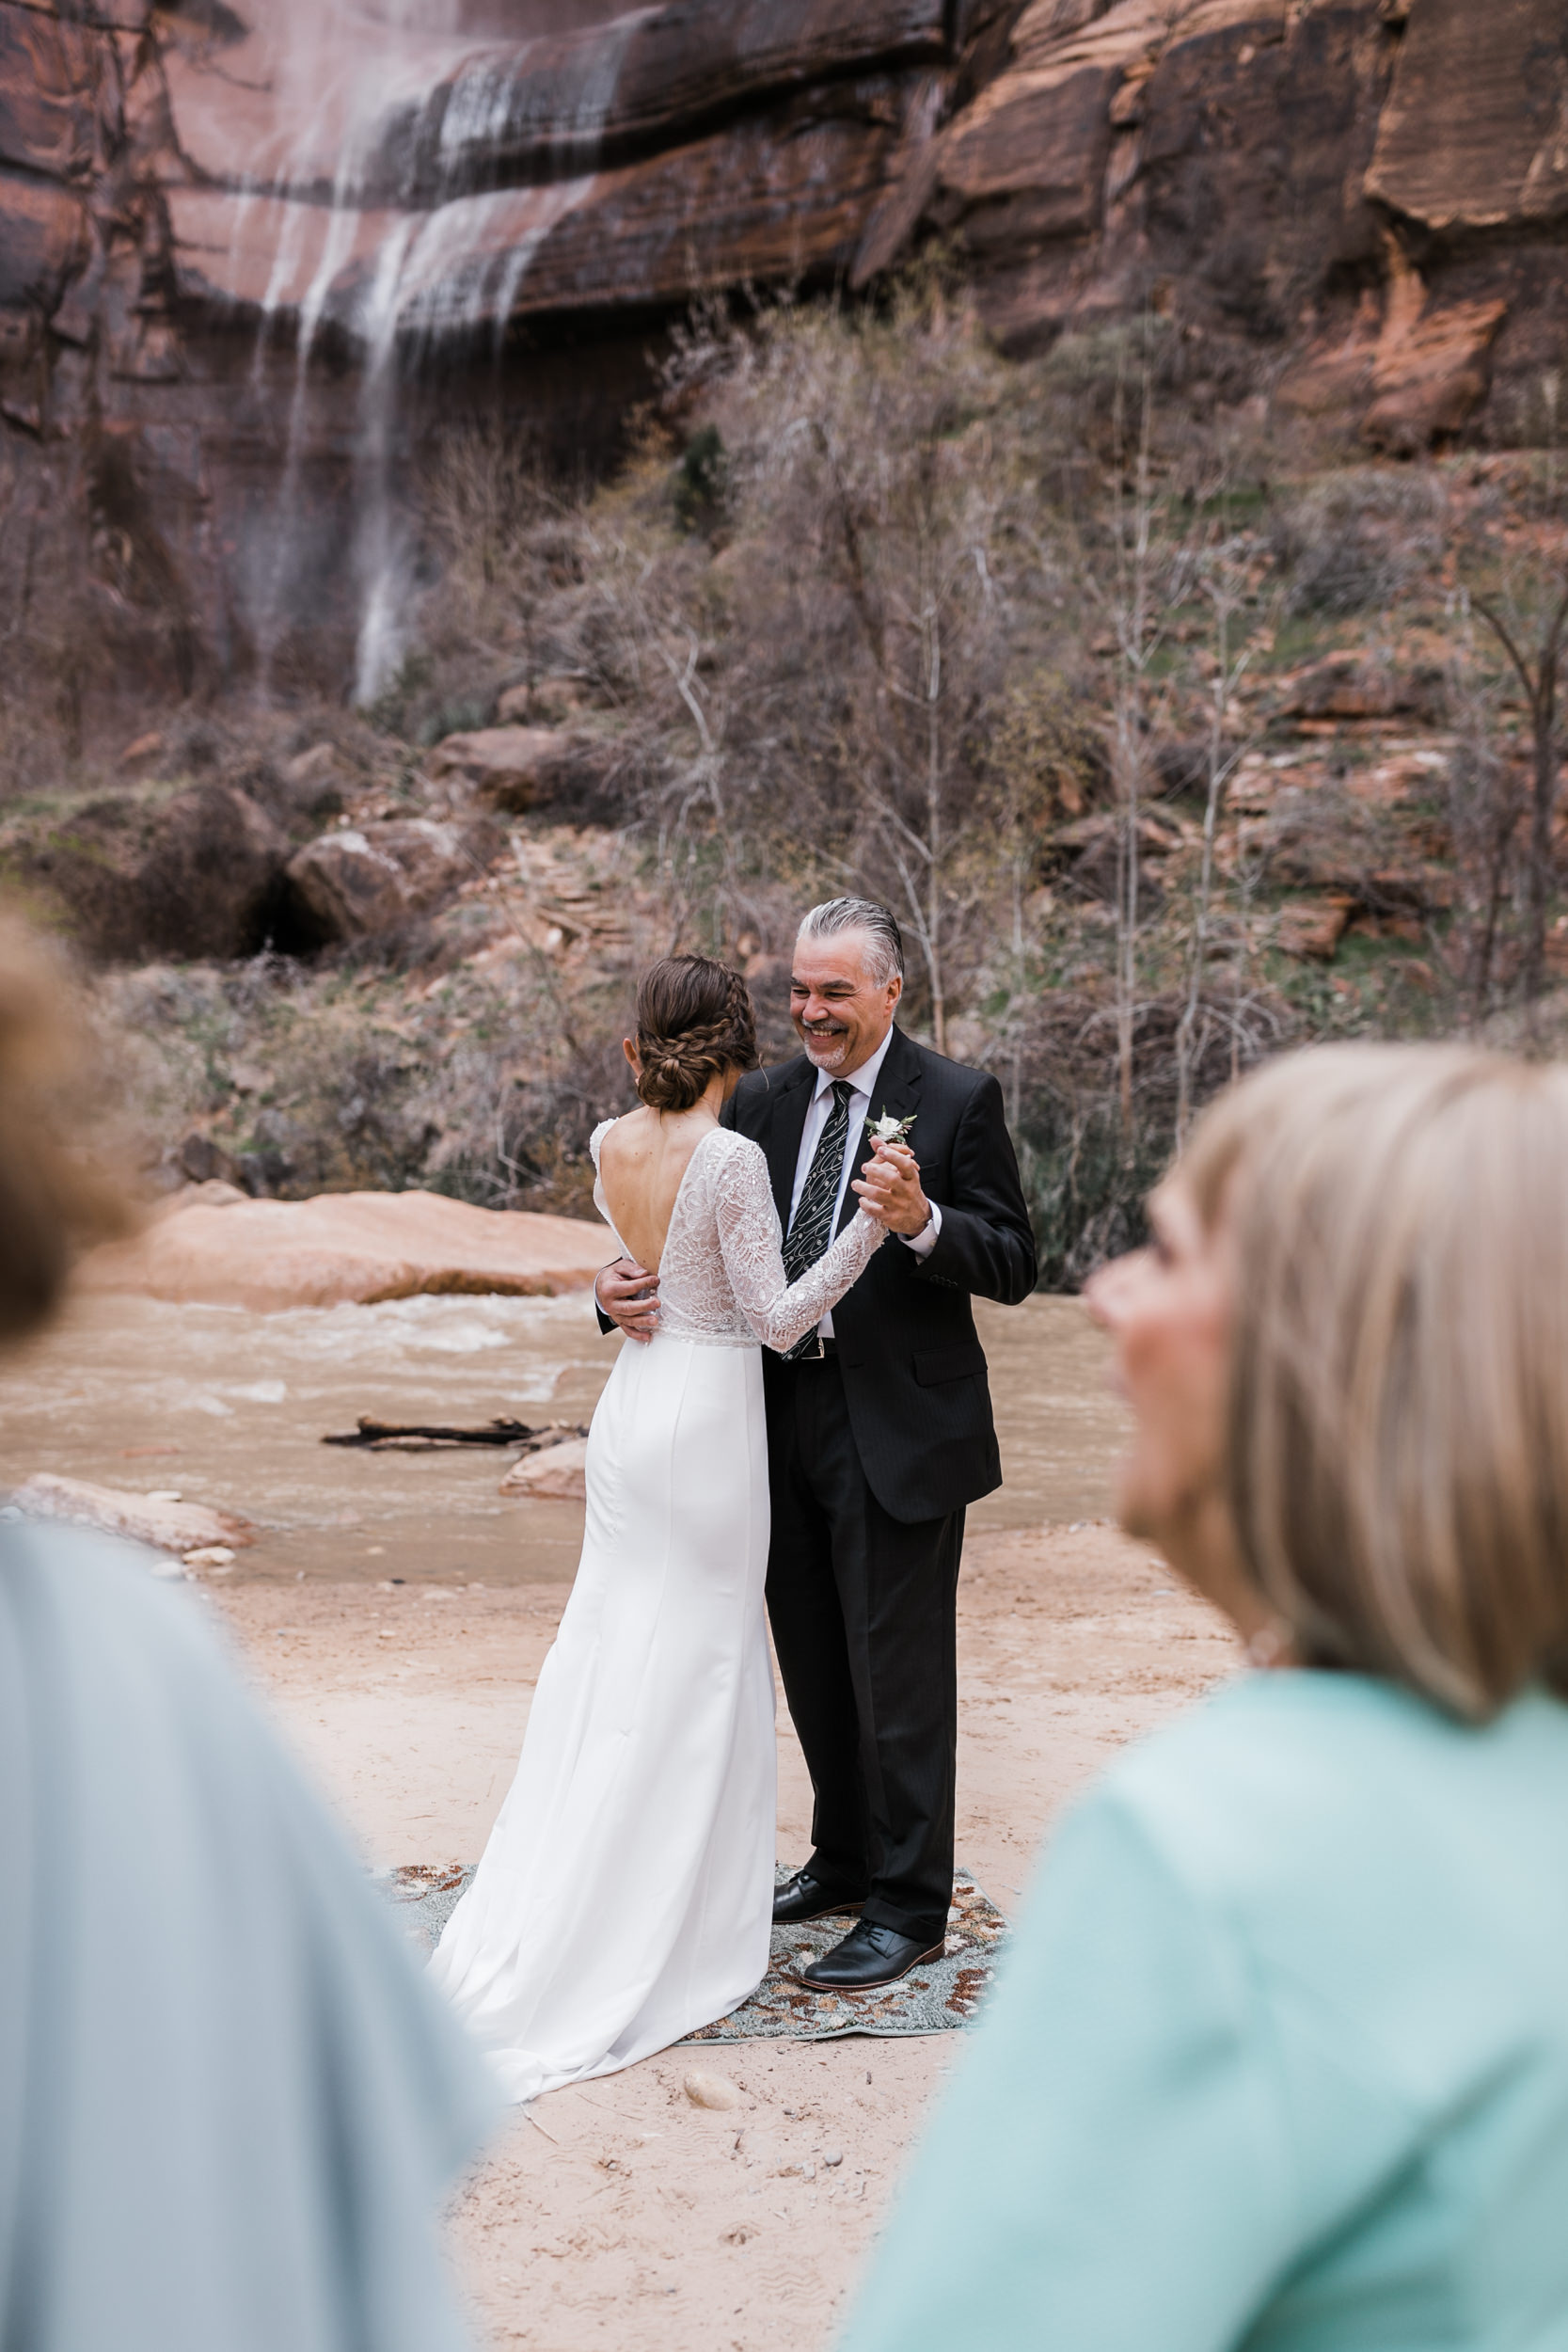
1181, 1042, 1568, 1722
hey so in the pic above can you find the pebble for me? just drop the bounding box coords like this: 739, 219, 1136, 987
183, 1545, 235, 1570
823, 2150, 844, 2168
683, 2070, 742, 2111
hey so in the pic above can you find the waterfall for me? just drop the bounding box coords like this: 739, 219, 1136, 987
222, 0, 622, 700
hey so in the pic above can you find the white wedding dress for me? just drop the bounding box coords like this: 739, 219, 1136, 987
430, 1120, 884, 2102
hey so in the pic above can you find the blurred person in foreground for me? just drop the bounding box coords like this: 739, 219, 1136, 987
842, 1042, 1568, 2352
0, 920, 495, 2351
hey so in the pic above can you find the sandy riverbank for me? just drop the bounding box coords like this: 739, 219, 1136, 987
215, 1520, 1236, 2352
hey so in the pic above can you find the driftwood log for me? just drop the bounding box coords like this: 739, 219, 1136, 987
323, 1417, 588, 1454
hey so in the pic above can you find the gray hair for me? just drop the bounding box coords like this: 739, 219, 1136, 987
797, 898, 905, 986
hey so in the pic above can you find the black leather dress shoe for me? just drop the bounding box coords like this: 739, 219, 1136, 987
771, 1869, 867, 1927
794, 1919, 945, 1991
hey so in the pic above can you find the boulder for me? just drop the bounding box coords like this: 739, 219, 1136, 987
499, 1438, 591, 1502
496, 676, 590, 725
279, 741, 351, 818
428, 725, 571, 797
11, 1473, 253, 1554
77, 1189, 614, 1311
15, 783, 292, 961
1276, 897, 1354, 960
134, 784, 293, 960
163, 1133, 245, 1190
430, 725, 629, 822
284, 817, 492, 942
1275, 654, 1445, 724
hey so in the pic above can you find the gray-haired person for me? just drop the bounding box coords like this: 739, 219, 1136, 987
597, 900, 1037, 1988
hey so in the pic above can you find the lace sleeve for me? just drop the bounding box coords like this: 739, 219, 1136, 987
713, 1136, 885, 1352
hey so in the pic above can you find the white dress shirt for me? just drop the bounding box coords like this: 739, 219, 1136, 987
788, 1027, 941, 1338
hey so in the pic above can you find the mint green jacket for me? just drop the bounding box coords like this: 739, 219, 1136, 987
843, 1672, 1568, 2351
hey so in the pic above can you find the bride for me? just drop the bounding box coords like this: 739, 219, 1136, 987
430, 954, 894, 2101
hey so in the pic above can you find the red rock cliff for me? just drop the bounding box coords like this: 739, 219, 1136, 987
2, 0, 1563, 694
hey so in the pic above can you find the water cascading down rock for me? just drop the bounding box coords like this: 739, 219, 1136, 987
6, 0, 1567, 702
160, 0, 950, 693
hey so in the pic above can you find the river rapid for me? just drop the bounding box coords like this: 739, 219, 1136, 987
0, 1292, 1130, 1587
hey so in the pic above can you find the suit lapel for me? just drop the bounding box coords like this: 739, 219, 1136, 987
759, 1057, 816, 1232
835, 1025, 924, 1237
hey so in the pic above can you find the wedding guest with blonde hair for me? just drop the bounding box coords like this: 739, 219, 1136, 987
843, 1041, 1568, 2352
0, 916, 495, 2352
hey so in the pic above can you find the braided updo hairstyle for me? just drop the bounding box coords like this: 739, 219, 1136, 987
634, 954, 758, 1113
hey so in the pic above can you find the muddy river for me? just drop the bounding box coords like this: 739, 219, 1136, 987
0, 1291, 1129, 1585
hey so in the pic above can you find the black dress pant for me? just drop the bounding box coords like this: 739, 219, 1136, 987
765, 1351, 963, 1947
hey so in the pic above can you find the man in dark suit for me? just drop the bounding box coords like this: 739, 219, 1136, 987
596, 898, 1037, 1988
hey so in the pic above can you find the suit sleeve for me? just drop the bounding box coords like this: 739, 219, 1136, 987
912, 1072, 1037, 1305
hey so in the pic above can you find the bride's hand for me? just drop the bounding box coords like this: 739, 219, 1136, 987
852, 1139, 930, 1235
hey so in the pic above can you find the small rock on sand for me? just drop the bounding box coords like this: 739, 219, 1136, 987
11, 1474, 252, 1556
499, 1438, 589, 1502
683, 2072, 742, 2112
183, 1544, 236, 1571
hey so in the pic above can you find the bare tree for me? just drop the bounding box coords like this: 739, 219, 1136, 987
1175, 534, 1262, 1140
1444, 604, 1528, 1020
1465, 578, 1568, 1002
1452, 460, 1568, 1005
698, 285, 1053, 1045
1085, 332, 1173, 1139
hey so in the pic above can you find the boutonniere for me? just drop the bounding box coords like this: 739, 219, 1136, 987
870, 1108, 916, 1145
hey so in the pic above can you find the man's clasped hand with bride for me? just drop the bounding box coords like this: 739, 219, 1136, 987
3, 897, 1567, 2351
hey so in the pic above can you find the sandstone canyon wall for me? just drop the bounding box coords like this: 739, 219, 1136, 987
2, 0, 1565, 701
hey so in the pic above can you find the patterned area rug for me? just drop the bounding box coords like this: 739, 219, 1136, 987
376, 1861, 475, 1952
689, 1872, 1006, 2043
376, 1864, 1006, 2042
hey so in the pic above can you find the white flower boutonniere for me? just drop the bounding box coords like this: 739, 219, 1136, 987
870, 1109, 917, 1145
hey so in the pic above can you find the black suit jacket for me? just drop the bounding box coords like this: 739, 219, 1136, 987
721, 1026, 1037, 1524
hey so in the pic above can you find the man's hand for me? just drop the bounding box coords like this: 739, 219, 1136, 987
595, 1257, 660, 1343
852, 1140, 932, 1237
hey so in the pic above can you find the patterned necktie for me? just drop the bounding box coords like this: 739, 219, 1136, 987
780, 1080, 855, 1360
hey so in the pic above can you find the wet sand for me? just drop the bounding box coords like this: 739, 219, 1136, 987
217, 1524, 1236, 2352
